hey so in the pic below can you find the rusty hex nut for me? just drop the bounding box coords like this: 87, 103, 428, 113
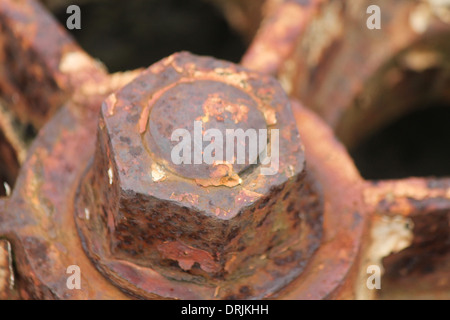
75, 52, 323, 299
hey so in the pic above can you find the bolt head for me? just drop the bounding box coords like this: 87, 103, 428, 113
76, 52, 322, 298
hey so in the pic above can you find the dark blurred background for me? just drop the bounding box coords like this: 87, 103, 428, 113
42, 0, 248, 72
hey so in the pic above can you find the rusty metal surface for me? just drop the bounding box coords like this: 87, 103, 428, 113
242, 0, 320, 76
276, 100, 367, 299
74, 52, 323, 299
275, 0, 450, 148
0, 0, 100, 128
0, 239, 14, 299
0, 0, 449, 300
364, 178, 450, 299
244, 0, 450, 299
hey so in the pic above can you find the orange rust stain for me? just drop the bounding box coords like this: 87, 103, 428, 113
169, 192, 199, 206
262, 108, 277, 126
235, 189, 263, 207
105, 93, 117, 116
156, 241, 220, 273
364, 178, 450, 216
137, 68, 260, 134
194, 162, 241, 188
224, 254, 237, 273
199, 93, 249, 124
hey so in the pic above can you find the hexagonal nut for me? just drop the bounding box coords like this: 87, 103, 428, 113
76, 52, 323, 290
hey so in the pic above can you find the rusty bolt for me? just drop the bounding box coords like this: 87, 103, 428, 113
75, 52, 323, 299
0, 0, 449, 300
